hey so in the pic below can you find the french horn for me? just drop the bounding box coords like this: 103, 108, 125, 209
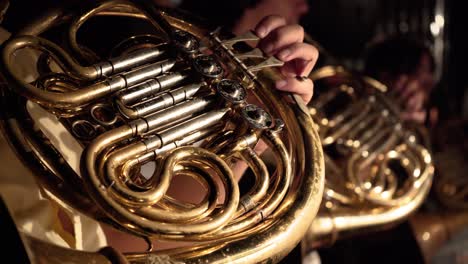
0, 0, 324, 263
302, 65, 434, 249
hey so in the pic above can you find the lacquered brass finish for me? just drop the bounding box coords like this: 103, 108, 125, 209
303, 66, 434, 248
0, 1, 324, 263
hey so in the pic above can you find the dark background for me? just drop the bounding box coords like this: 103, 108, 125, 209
301, 2, 468, 262
302, 0, 467, 120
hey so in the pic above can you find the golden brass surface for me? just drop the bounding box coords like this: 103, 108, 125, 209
303, 66, 434, 249
0, 1, 324, 263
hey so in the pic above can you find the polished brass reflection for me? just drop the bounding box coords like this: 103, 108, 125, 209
0, 1, 324, 263
303, 66, 434, 249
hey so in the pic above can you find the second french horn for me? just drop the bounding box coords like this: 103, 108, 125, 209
303, 66, 434, 248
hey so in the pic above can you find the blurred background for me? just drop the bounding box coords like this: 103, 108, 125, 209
302, 0, 466, 122
302, 2, 468, 263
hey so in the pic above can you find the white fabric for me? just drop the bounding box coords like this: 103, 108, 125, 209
0, 133, 107, 251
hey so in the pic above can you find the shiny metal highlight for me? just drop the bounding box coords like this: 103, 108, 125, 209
303, 66, 434, 249
0, 1, 324, 263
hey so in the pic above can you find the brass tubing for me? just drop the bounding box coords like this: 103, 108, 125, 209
180, 105, 324, 263
306, 175, 432, 248
355, 114, 386, 147
306, 65, 435, 252
374, 162, 397, 195
327, 95, 365, 126
68, 0, 143, 61
137, 96, 216, 136
236, 147, 269, 215
113, 60, 178, 92
1, 37, 172, 109
367, 159, 396, 198
346, 127, 397, 192
205, 129, 290, 238
37, 74, 83, 92
156, 108, 229, 146
202, 130, 236, 154
81, 103, 235, 235
351, 126, 398, 170
117, 82, 203, 119
2, 36, 99, 80
126, 243, 228, 263
130, 80, 322, 258
117, 72, 186, 106
118, 128, 220, 222
345, 112, 380, 143
367, 147, 434, 206
347, 130, 397, 203
84, 141, 239, 235
122, 127, 217, 173
306, 142, 434, 248
323, 186, 354, 205
373, 171, 397, 200
247, 129, 291, 218
217, 132, 259, 158
326, 102, 372, 143
137, 166, 219, 222
363, 147, 429, 206
321, 101, 366, 145
144, 127, 219, 161
104, 109, 229, 206
140, 99, 323, 262
98, 11, 147, 21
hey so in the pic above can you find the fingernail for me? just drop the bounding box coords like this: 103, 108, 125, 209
276, 79, 287, 89
278, 49, 291, 60
257, 27, 267, 38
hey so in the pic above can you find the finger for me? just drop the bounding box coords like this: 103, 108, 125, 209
400, 79, 421, 101
259, 24, 304, 55
254, 15, 287, 38
276, 42, 319, 76
405, 92, 425, 111
280, 61, 315, 78
401, 110, 426, 124
393, 75, 408, 93
276, 76, 314, 104
277, 43, 318, 62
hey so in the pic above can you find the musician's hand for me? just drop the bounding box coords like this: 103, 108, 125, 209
254, 15, 318, 104
391, 75, 428, 124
